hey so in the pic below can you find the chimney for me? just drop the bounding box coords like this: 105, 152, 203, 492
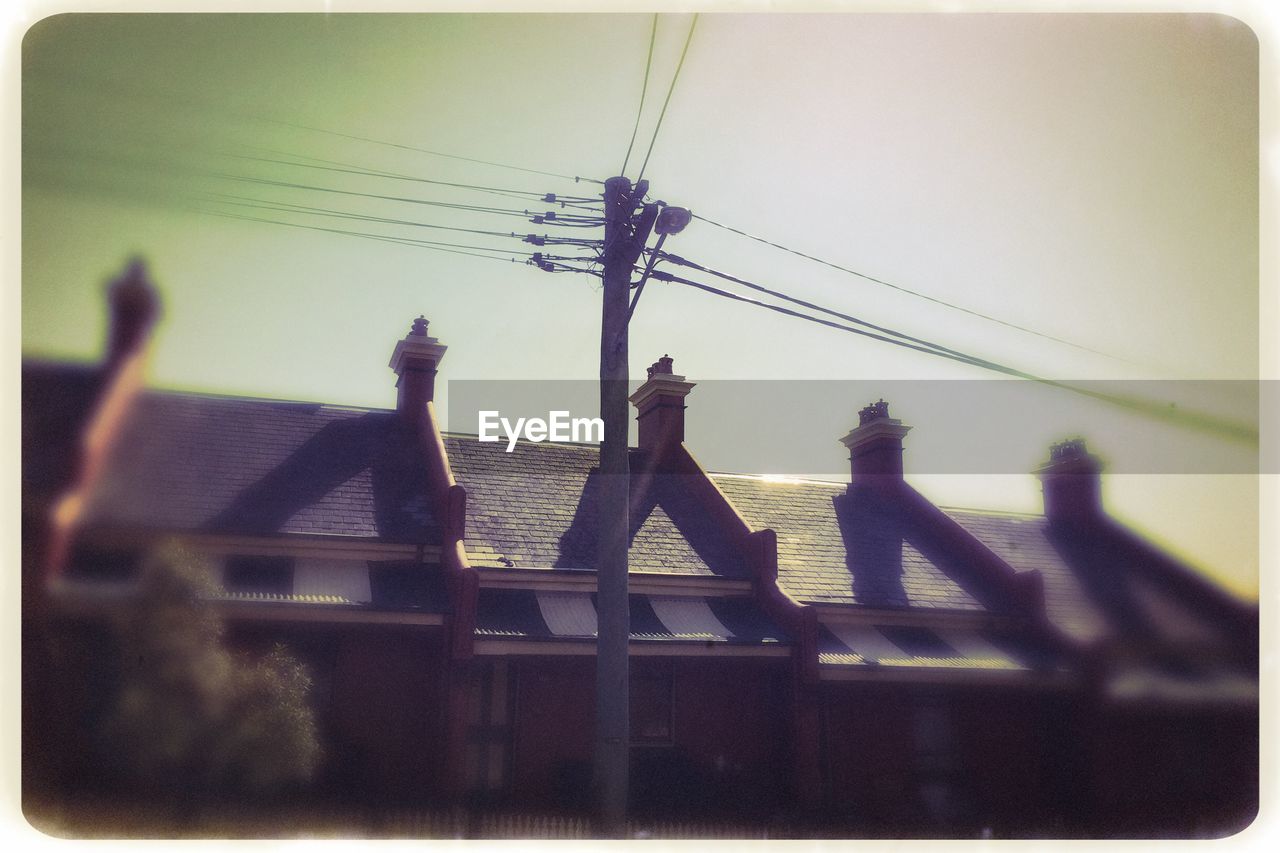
104, 258, 160, 369
389, 315, 447, 427
840, 399, 912, 487
629, 355, 695, 454
1038, 438, 1103, 524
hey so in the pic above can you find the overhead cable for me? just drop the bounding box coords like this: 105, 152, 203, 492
620, 14, 659, 178
636, 13, 699, 183
689, 211, 1117, 359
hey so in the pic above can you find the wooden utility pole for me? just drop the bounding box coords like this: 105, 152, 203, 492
595, 175, 657, 836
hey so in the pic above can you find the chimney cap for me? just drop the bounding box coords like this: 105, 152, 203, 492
1049, 437, 1090, 461
1037, 436, 1104, 478
840, 399, 910, 452
630, 354, 694, 408
647, 354, 674, 379
858, 399, 891, 426
389, 314, 447, 374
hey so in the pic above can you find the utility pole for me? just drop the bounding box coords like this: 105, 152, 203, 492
595, 175, 657, 837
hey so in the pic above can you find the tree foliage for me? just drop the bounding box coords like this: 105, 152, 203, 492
99, 541, 321, 799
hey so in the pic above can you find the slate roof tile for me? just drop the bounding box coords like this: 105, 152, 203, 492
77, 390, 440, 543
446, 436, 748, 578
711, 474, 987, 611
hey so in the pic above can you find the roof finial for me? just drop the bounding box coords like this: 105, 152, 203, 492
410, 315, 429, 337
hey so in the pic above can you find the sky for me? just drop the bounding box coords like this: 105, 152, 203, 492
18, 11, 1264, 597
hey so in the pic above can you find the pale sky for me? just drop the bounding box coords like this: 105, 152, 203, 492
19, 12, 1263, 597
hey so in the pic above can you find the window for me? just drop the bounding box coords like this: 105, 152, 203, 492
368, 561, 444, 609
464, 660, 515, 800
223, 555, 293, 595
912, 695, 959, 824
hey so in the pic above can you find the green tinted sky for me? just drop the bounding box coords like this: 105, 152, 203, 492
20, 12, 1262, 596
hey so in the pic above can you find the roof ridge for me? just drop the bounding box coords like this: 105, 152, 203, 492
940, 505, 1044, 520
141, 386, 394, 413
708, 472, 846, 487
443, 431, 604, 451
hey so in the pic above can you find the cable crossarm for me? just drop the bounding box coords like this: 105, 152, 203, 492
688, 212, 1117, 360
653, 250, 983, 364
648, 268, 1259, 445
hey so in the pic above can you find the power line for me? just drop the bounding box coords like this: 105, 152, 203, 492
650, 268, 1015, 374
265, 117, 607, 186
200, 194, 537, 240
199, 208, 541, 264
26, 68, 608, 188
636, 13, 700, 184
653, 250, 981, 364
689, 211, 1118, 360
221, 151, 558, 201
223, 144, 604, 211
207, 172, 606, 225
648, 268, 1258, 445
620, 14, 659, 178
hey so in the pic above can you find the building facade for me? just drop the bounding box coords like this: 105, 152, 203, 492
21, 266, 1258, 836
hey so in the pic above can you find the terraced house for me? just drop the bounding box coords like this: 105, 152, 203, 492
22, 267, 1258, 836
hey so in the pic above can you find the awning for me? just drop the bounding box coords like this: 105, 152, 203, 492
474, 589, 788, 651
818, 622, 1033, 673
214, 558, 447, 612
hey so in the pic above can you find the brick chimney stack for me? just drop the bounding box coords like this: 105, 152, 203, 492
104, 258, 160, 369
630, 355, 696, 454
1038, 438, 1104, 524
840, 400, 912, 487
389, 315, 447, 427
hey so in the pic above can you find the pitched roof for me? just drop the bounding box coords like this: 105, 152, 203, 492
77, 388, 439, 543
446, 437, 748, 578
710, 474, 990, 611
942, 509, 1110, 643
945, 508, 1243, 650
24, 360, 1250, 652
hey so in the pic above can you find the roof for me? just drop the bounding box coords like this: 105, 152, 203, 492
943, 509, 1111, 644
711, 474, 990, 610
76, 389, 439, 543
24, 360, 1252, 658
447, 437, 748, 578
943, 508, 1249, 651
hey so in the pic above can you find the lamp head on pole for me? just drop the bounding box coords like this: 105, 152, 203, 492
655, 206, 692, 235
